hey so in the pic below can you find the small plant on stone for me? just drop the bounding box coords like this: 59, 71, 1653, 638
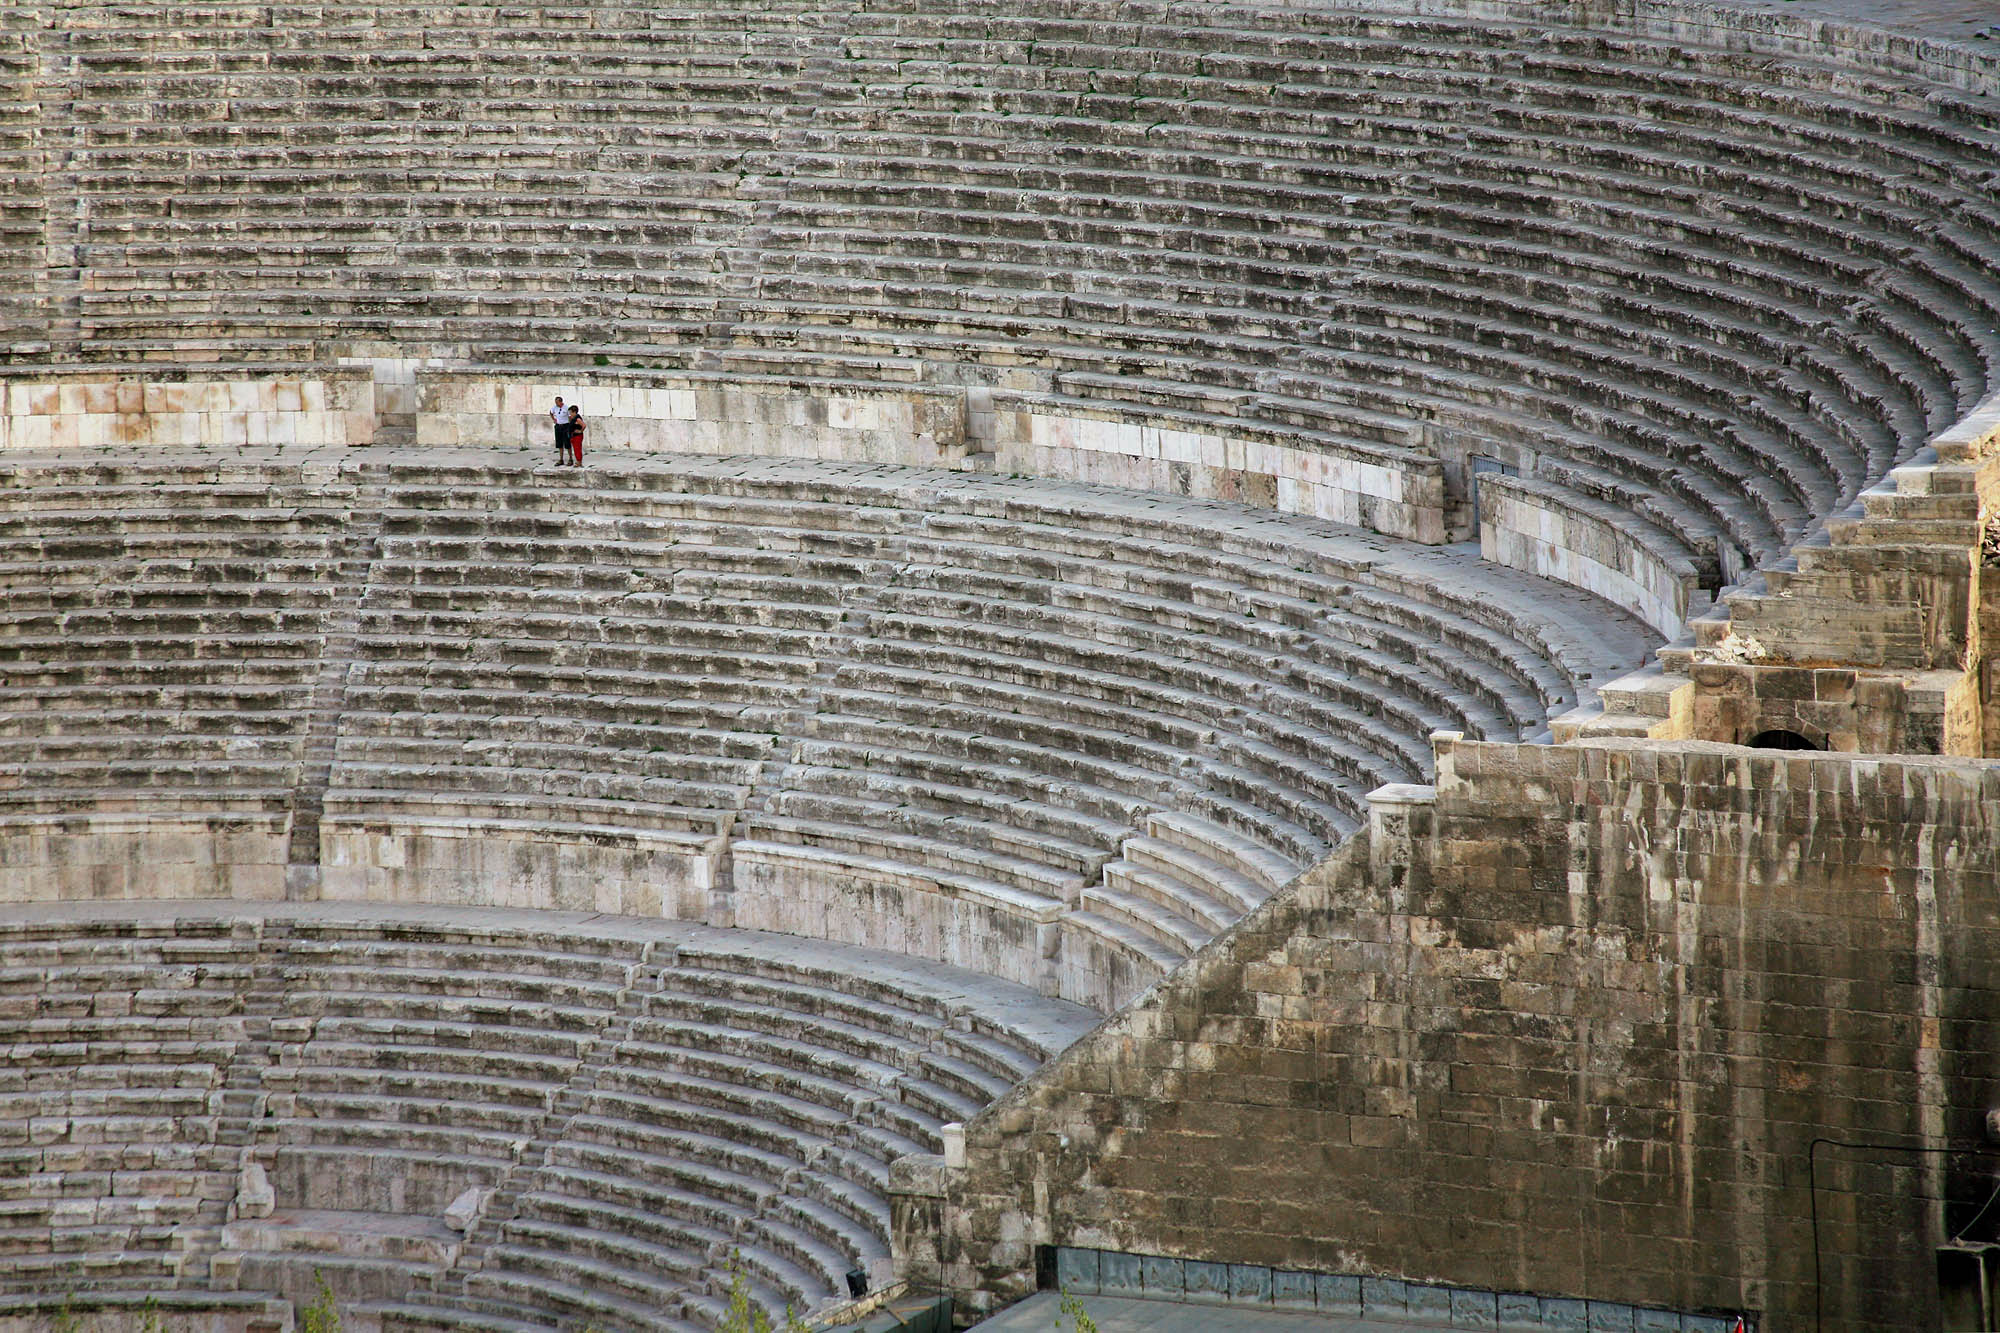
47, 1293, 81, 1333
718, 1252, 810, 1333
300, 1272, 341, 1333
136, 1297, 167, 1333
1055, 1288, 1099, 1333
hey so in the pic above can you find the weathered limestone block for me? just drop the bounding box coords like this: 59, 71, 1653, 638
233, 1162, 273, 1220
442, 1186, 488, 1232
317, 818, 721, 919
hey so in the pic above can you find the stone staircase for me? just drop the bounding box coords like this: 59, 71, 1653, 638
1558, 389, 2000, 747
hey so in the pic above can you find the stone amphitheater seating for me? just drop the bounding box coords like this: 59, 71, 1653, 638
0, 448, 1649, 1010
0, 903, 1097, 1332
8, 2, 1998, 636
4, 0, 1995, 1326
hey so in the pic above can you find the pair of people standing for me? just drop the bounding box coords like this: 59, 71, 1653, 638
549, 397, 587, 467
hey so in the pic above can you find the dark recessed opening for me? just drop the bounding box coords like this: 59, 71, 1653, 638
1746, 728, 1822, 751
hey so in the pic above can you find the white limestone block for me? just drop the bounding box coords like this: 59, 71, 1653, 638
444, 1186, 489, 1232
236, 1162, 274, 1220
9, 383, 55, 415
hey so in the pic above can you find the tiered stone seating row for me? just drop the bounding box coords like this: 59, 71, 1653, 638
0, 465, 351, 832
747, 10, 2000, 568
355, 454, 1647, 999
0, 450, 1651, 1002
17, 4, 2000, 590
0, 28, 38, 320
0, 915, 253, 1294
0, 903, 1098, 1332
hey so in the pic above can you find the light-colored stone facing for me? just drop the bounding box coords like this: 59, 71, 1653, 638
317, 817, 719, 920
1002, 410, 1437, 542
0, 362, 1441, 542
0, 813, 288, 903
414, 370, 1446, 543
1477, 472, 1705, 639
730, 842, 1061, 996
0, 374, 375, 450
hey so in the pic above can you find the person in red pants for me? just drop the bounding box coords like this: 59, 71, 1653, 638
568, 407, 587, 467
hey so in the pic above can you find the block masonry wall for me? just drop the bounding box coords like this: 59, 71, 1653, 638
1477, 472, 1708, 639
417, 372, 1446, 542
0, 372, 375, 449
0, 369, 1448, 544
900, 735, 2000, 1330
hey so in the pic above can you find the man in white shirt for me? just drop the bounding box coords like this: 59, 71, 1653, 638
550, 396, 573, 466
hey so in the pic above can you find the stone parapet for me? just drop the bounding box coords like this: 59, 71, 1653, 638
0, 369, 375, 449
987, 390, 1446, 545
1476, 471, 1705, 638
409, 369, 1449, 544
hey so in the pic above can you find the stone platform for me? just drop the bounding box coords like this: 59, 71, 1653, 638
967, 1292, 1731, 1332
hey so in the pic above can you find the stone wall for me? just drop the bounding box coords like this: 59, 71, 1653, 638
316, 817, 721, 921
1477, 472, 1705, 638
0, 811, 290, 903
412, 370, 1447, 543
986, 392, 1444, 544
907, 736, 2000, 1330
0, 371, 375, 449
0, 364, 1447, 541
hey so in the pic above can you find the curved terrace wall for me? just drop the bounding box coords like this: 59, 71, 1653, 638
0, 451, 1654, 1013
5, 1, 1997, 634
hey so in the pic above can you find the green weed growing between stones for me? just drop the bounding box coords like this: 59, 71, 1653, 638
300, 1272, 341, 1333
719, 1252, 809, 1333
1055, 1289, 1098, 1333
47, 1293, 81, 1333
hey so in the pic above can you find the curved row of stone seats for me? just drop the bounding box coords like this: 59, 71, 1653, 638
0, 915, 256, 1294
0, 902, 1092, 1331
220, 909, 1097, 1332
23, 3, 2000, 614
0, 467, 347, 897
766, 13, 1996, 536
0, 27, 35, 311
329, 489, 843, 851
0, 468, 347, 820
233, 922, 639, 1313
412, 940, 1064, 1329
349, 455, 1642, 1001
0, 448, 1649, 999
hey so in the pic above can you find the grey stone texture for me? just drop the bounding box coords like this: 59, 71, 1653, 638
0, 450, 1650, 1014
5, 0, 2000, 631
0, 901, 1097, 1331
1048, 1250, 1717, 1330
917, 736, 2000, 1331
1565, 389, 2000, 759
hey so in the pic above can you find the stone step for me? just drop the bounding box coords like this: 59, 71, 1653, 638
1144, 809, 1300, 897
1120, 834, 1271, 918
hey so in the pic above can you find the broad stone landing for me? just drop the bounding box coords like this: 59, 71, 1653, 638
973, 1293, 1502, 1332
973, 1293, 1745, 1332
